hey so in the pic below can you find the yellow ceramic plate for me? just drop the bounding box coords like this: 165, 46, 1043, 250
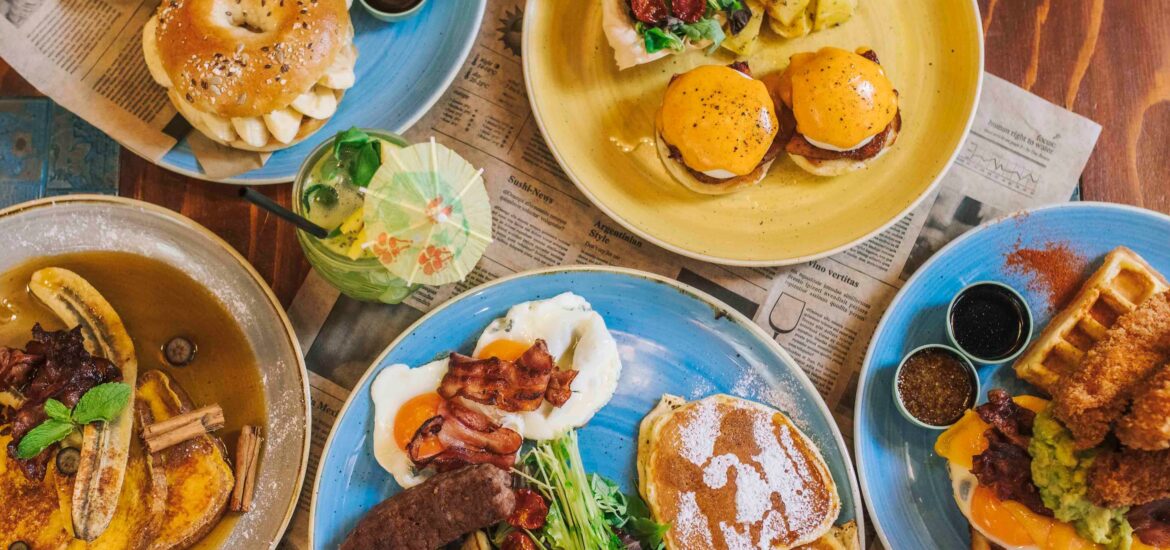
523, 0, 983, 265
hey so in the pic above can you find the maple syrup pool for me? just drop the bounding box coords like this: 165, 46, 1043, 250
0, 251, 267, 464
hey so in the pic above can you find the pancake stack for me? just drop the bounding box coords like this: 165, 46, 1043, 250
637, 394, 841, 549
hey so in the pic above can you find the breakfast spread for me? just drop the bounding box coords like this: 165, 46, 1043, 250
0, 254, 267, 549
8, 0, 1164, 547
333, 293, 859, 550
141, 0, 357, 150
924, 246, 1170, 549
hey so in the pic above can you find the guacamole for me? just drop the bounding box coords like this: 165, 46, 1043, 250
1030, 409, 1134, 550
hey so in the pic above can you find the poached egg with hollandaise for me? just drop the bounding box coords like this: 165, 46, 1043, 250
655, 63, 784, 195
771, 47, 901, 177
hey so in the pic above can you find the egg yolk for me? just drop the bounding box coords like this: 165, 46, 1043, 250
393, 392, 442, 451
656, 65, 779, 176
779, 47, 898, 149
971, 485, 1036, 547
936, 395, 1050, 470
477, 339, 530, 362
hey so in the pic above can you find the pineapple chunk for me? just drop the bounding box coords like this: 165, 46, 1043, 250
722, 0, 767, 55
768, 7, 812, 37
337, 208, 365, 236
813, 0, 857, 31
346, 228, 368, 260
766, 0, 811, 26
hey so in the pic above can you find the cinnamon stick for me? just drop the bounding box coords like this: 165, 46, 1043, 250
231, 425, 262, 512
143, 404, 225, 454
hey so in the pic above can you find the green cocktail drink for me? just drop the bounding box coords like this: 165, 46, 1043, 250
293, 129, 419, 304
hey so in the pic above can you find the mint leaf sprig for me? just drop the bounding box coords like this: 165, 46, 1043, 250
15, 382, 132, 459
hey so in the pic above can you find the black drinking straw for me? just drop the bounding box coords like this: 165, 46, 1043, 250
238, 187, 329, 239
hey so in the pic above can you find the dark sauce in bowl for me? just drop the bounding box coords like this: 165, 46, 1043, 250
949, 283, 1031, 361
366, 0, 422, 13
897, 347, 977, 427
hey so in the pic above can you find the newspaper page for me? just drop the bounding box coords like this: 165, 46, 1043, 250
281, 0, 1102, 544
0, 0, 177, 161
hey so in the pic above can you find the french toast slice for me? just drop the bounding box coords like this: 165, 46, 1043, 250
137, 370, 235, 550
0, 434, 71, 549
55, 419, 167, 550
0, 415, 166, 550
1012, 246, 1169, 394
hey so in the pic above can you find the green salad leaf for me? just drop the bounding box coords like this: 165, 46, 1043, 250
499, 430, 670, 549
638, 15, 727, 54
677, 18, 726, 53
641, 26, 684, 53
15, 382, 132, 459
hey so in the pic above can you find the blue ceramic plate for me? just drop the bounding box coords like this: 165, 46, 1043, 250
855, 202, 1170, 549
310, 266, 863, 548
159, 1, 485, 183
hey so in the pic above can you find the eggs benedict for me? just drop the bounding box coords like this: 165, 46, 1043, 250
772, 47, 901, 176
656, 62, 785, 195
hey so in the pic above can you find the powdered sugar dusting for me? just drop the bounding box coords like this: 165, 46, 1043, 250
666, 399, 832, 549
719, 522, 754, 550
678, 398, 720, 467
731, 368, 805, 430
752, 412, 822, 537
675, 491, 715, 548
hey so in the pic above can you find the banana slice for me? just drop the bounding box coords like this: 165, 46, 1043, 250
28, 267, 138, 542
290, 85, 338, 120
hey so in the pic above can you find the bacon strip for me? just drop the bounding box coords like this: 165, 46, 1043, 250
0, 347, 41, 390
1130, 500, 1170, 546
440, 340, 574, 412
3, 325, 121, 480
545, 370, 579, 407
406, 400, 522, 473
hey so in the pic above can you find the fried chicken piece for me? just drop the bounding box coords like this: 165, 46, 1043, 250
1117, 365, 1170, 451
1089, 448, 1170, 508
1052, 292, 1170, 449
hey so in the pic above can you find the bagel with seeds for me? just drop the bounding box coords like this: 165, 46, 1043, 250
143, 0, 356, 151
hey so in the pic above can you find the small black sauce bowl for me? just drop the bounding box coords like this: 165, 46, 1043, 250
358, 0, 427, 22
946, 281, 1034, 365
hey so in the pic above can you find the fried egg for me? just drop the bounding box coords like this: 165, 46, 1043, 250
936, 396, 1105, 549
370, 292, 621, 487
370, 360, 448, 488
472, 292, 622, 441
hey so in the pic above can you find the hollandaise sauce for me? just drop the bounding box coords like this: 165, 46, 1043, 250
657, 65, 778, 176
782, 47, 898, 150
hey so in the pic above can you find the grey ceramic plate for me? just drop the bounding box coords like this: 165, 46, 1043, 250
0, 196, 310, 548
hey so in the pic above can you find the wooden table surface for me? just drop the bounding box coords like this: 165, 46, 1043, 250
2, 0, 1168, 307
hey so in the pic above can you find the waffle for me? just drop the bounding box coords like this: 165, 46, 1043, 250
1013, 246, 1170, 394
